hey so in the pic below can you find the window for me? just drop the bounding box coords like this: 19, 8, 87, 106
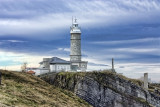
58, 66, 59, 70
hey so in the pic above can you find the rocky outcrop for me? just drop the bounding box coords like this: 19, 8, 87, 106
42, 71, 160, 107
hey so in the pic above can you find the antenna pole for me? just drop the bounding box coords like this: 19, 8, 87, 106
75, 16, 77, 23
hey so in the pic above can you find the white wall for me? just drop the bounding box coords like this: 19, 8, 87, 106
27, 64, 70, 75
34, 69, 49, 76
57, 64, 70, 71
50, 65, 56, 72
50, 64, 70, 72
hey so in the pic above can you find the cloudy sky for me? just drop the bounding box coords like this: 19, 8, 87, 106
0, 0, 160, 82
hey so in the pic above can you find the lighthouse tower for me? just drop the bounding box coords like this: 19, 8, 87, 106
70, 18, 87, 71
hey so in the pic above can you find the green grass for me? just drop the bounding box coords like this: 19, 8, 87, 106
0, 70, 92, 107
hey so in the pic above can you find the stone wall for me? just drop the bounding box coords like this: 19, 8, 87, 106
70, 33, 81, 62
43, 72, 160, 107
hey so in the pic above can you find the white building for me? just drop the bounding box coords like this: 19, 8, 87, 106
39, 57, 70, 72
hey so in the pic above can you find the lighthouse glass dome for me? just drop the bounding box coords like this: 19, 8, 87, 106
70, 20, 81, 34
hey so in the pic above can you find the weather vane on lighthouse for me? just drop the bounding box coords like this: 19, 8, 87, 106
75, 18, 77, 23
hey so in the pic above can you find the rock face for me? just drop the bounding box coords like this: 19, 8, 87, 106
43, 71, 160, 107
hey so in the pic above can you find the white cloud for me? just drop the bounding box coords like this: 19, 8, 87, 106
1, 40, 27, 43
64, 48, 70, 52
91, 37, 160, 45
109, 48, 160, 55
116, 63, 160, 82
86, 60, 160, 82
0, 50, 52, 70
57, 48, 70, 52
57, 48, 63, 51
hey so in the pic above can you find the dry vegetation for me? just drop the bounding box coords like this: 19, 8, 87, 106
148, 83, 160, 95
0, 70, 91, 107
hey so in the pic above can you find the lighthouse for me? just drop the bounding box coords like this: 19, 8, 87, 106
70, 18, 87, 71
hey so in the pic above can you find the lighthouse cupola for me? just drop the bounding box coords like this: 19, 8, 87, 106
70, 18, 81, 34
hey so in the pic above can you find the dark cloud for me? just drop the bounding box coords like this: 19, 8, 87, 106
0, 0, 159, 80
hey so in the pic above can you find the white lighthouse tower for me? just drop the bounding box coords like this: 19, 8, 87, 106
70, 18, 87, 71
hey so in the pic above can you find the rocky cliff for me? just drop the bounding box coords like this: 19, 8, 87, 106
41, 71, 160, 107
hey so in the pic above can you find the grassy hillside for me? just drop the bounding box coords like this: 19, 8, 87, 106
0, 70, 91, 107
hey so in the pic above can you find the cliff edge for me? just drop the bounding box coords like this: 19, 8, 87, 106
41, 71, 160, 107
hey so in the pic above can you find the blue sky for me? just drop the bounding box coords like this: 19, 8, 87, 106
0, 0, 160, 82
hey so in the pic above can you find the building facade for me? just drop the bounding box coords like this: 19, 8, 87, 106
70, 18, 87, 71
39, 57, 70, 72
